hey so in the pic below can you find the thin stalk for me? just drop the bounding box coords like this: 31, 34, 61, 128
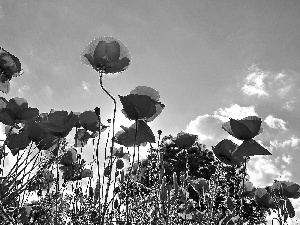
55, 137, 61, 225
98, 70, 117, 224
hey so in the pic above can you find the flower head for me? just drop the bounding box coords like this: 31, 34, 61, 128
0, 47, 23, 93
212, 139, 244, 166
81, 36, 131, 74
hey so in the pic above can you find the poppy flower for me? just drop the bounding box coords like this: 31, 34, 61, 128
212, 139, 244, 166
255, 188, 276, 209
59, 148, 77, 166
222, 116, 263, 140
37, 110, 78, 138
0, 97, 39, 126
115, 120, 155, 147
172, 132, 198, 149
270, 181, 300, 199
119, 86, 165, 122
81, 36, 131, 74
0, 47, 23, 94
78, 110, 109, 133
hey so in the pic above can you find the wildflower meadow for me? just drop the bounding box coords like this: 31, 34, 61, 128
0, 36, 300, 225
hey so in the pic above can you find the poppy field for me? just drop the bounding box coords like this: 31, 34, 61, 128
0, 36, 300, 225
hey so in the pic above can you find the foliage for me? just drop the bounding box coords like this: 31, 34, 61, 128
114, 135, 270, 224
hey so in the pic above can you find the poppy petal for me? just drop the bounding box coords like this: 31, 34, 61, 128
105, 57, 130, 74
93, 40, 107, 62
130, 86, 160, 102
233, 139, 271, 157
105, 41, 120, 62
229, 119, 253, 140
239, 116, 262, 137
0, 80, 10, 94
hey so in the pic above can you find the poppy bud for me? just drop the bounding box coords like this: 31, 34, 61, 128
89, 186, 94, 198
114, 199, 119, 209
116, 159, 124, 169
104, 166, 111, 177
158, 130, 162, 135
94, 107, 100, 116
37, 189, 42, 196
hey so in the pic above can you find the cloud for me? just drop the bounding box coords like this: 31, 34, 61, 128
241, 65, 269, 97
270, 136, 300, 150
184, 104, 260, 149
82, 81, 89, 91
264, 115, 288, 130
239, 64, 300, 111
246, 155, 292, 188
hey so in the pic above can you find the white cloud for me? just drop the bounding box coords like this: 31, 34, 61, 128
282, 100, 296, 111
276, 85, 292, 98
247, 156, 292, 188
282, 154, 292, 164
270, 136, 300, 149
213, 104, 258, 121
264, 115, 288, 130
241, 68, 269, 97
82, 81, 89, 91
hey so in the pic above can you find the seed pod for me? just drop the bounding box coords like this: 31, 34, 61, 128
114, 199, 119, 209
160, 176, 167, 202
104, 166, 111, 177
89, 186, 94, 198
116, 159, 124, 169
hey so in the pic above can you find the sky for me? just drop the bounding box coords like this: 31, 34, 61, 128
1, 0, 300, 224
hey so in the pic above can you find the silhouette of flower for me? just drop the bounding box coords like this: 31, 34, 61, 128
0, 47, 23, 93
81, 36, 131, 74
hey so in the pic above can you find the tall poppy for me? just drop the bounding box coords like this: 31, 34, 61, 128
81, 36, 131, 74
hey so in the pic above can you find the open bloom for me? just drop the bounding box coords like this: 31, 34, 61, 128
222, 116, 271, 157
81, 36, 131, 74
37, 110, 78, 138
119, 86, 165, 122
269, 180, 300, 199
222, 116, 263, 140
172, 132, 198, 149
115, 120, 155, 147
212, 139, 244, 166
0, 47, 23, 93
